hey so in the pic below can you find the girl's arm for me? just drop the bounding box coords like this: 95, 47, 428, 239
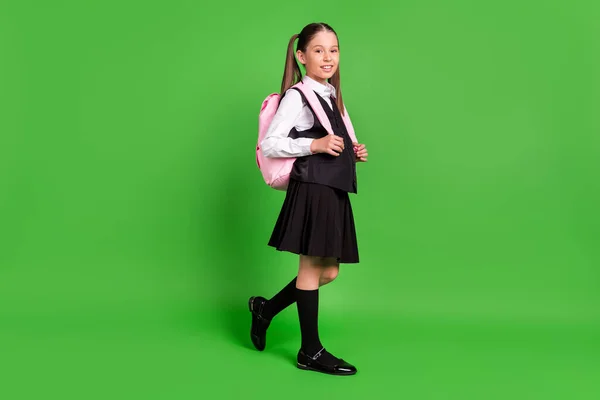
260, 90, 314, 158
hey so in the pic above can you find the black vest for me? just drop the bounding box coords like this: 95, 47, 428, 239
286, 88, 357, 194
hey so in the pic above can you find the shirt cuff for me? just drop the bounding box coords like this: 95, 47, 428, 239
296, 138, 315, 157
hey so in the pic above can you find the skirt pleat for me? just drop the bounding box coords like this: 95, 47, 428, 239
268, 179, 359, 264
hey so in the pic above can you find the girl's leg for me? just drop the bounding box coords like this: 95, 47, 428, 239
262, 256, 339, 319
296, 254, 324, 289
319, 262, 339, 287
296, 255, 355, 375
295, 255, 324, 355
263, 258, 338, 320
249, 258, 341, 353
261, 277, 297, 320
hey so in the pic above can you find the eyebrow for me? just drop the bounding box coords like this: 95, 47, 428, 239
311, 45, 339, 49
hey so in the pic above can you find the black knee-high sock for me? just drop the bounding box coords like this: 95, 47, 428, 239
296, 288, 323, 355
262, 277, 297, 320
296, 288, 340, 365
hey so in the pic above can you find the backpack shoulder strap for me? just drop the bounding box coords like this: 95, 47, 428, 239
290, 83, 334, 135
340, 106, 358, 144
290, 83, 359, 144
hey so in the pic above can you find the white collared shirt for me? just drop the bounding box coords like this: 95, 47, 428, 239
260, 75, 336, 158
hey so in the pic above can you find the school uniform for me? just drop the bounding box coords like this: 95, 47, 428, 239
261, 75, 359, 264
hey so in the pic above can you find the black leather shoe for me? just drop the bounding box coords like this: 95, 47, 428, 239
296, 348, 357, 375
248, 296, 271, 351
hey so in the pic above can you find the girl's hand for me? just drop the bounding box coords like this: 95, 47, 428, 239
311, 135, 345, 156
353, 142, 368, 162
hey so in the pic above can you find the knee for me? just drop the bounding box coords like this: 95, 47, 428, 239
319, 265, 339, 286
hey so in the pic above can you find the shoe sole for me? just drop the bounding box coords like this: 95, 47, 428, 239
297, 363, 357, 376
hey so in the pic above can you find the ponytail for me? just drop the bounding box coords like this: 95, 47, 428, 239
280, 34, 302, 95
329, 66, 344, 116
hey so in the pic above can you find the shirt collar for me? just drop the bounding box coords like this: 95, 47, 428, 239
302, 75, 336, 98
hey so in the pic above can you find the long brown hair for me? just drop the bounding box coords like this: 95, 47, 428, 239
280, 23, 345, 116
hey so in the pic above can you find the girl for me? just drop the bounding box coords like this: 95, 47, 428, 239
249, 22, 368, 376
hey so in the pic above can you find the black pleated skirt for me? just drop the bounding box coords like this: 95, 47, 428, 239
268, 178, 359, 264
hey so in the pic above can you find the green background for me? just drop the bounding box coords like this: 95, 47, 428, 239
1, 0, 599, 398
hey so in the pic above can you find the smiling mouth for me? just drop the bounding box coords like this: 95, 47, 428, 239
321, 65, 333, 72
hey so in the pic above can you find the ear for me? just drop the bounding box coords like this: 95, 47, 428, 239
296, 50, 306, 65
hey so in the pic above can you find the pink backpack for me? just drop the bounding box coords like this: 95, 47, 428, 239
256, 81, 358, 190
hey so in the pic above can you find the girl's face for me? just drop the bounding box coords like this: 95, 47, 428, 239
297, 31, 339, 85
